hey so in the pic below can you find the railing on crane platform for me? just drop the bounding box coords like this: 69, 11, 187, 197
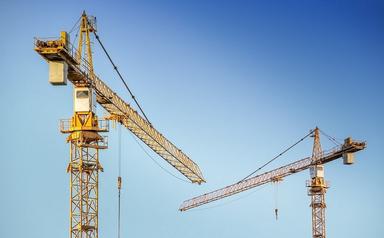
34, 35, 95, 75
59, 118, 110, 133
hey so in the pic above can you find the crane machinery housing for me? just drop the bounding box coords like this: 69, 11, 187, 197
35, 12, 205, 238
180, 127, 366, 238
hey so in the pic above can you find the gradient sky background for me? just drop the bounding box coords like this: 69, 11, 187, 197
0, 0, 383, 238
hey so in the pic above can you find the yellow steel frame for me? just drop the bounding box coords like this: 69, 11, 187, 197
65, 13, 104, 238
310, 193, 326, 238
62, 111, 108, 238
308, 128, 327, 238
35, 11, 206, 238
76, 11, 95, 75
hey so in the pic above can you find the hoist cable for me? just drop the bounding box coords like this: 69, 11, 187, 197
274, 182, 279, 220
118, 124, 122, 176
117, 124, 122, 238
91, 29, 152, 125
238, 130, 314, 183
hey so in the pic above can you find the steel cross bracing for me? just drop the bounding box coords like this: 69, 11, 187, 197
180, 140, 365, 211
35, 39, 205, 184
308, 128, 327, 238
311, 193, 326, 238
69, 142, 101, 238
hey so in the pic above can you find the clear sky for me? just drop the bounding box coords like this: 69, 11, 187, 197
0, 0, 383, 238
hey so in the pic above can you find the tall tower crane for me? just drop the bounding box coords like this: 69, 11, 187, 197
34, 12, 205, 238
180, 128, 366, 238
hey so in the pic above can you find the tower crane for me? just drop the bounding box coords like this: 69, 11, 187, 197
180, 127, 366, 238
34, 12, 205, 238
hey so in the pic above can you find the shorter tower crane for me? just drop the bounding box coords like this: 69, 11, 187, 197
180, 127, 366, 238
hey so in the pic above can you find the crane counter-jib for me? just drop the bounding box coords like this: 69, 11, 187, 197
34, 33, 205, 184
180, 139, 366, 211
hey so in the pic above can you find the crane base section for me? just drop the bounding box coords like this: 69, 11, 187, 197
62, 111, 108, 238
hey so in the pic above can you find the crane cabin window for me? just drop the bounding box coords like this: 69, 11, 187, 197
76, 90, 89, 99
74, 88, 92, 112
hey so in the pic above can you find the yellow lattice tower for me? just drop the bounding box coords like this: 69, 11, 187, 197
62, 111, 108, 238
307, 127, 328, 238
61, 12, 108, 238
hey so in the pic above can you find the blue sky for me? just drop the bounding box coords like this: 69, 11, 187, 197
0, 0, 383, 237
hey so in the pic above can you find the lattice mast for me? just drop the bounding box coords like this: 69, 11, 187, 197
307, 127, 328, 238
62, 12, 108, 238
